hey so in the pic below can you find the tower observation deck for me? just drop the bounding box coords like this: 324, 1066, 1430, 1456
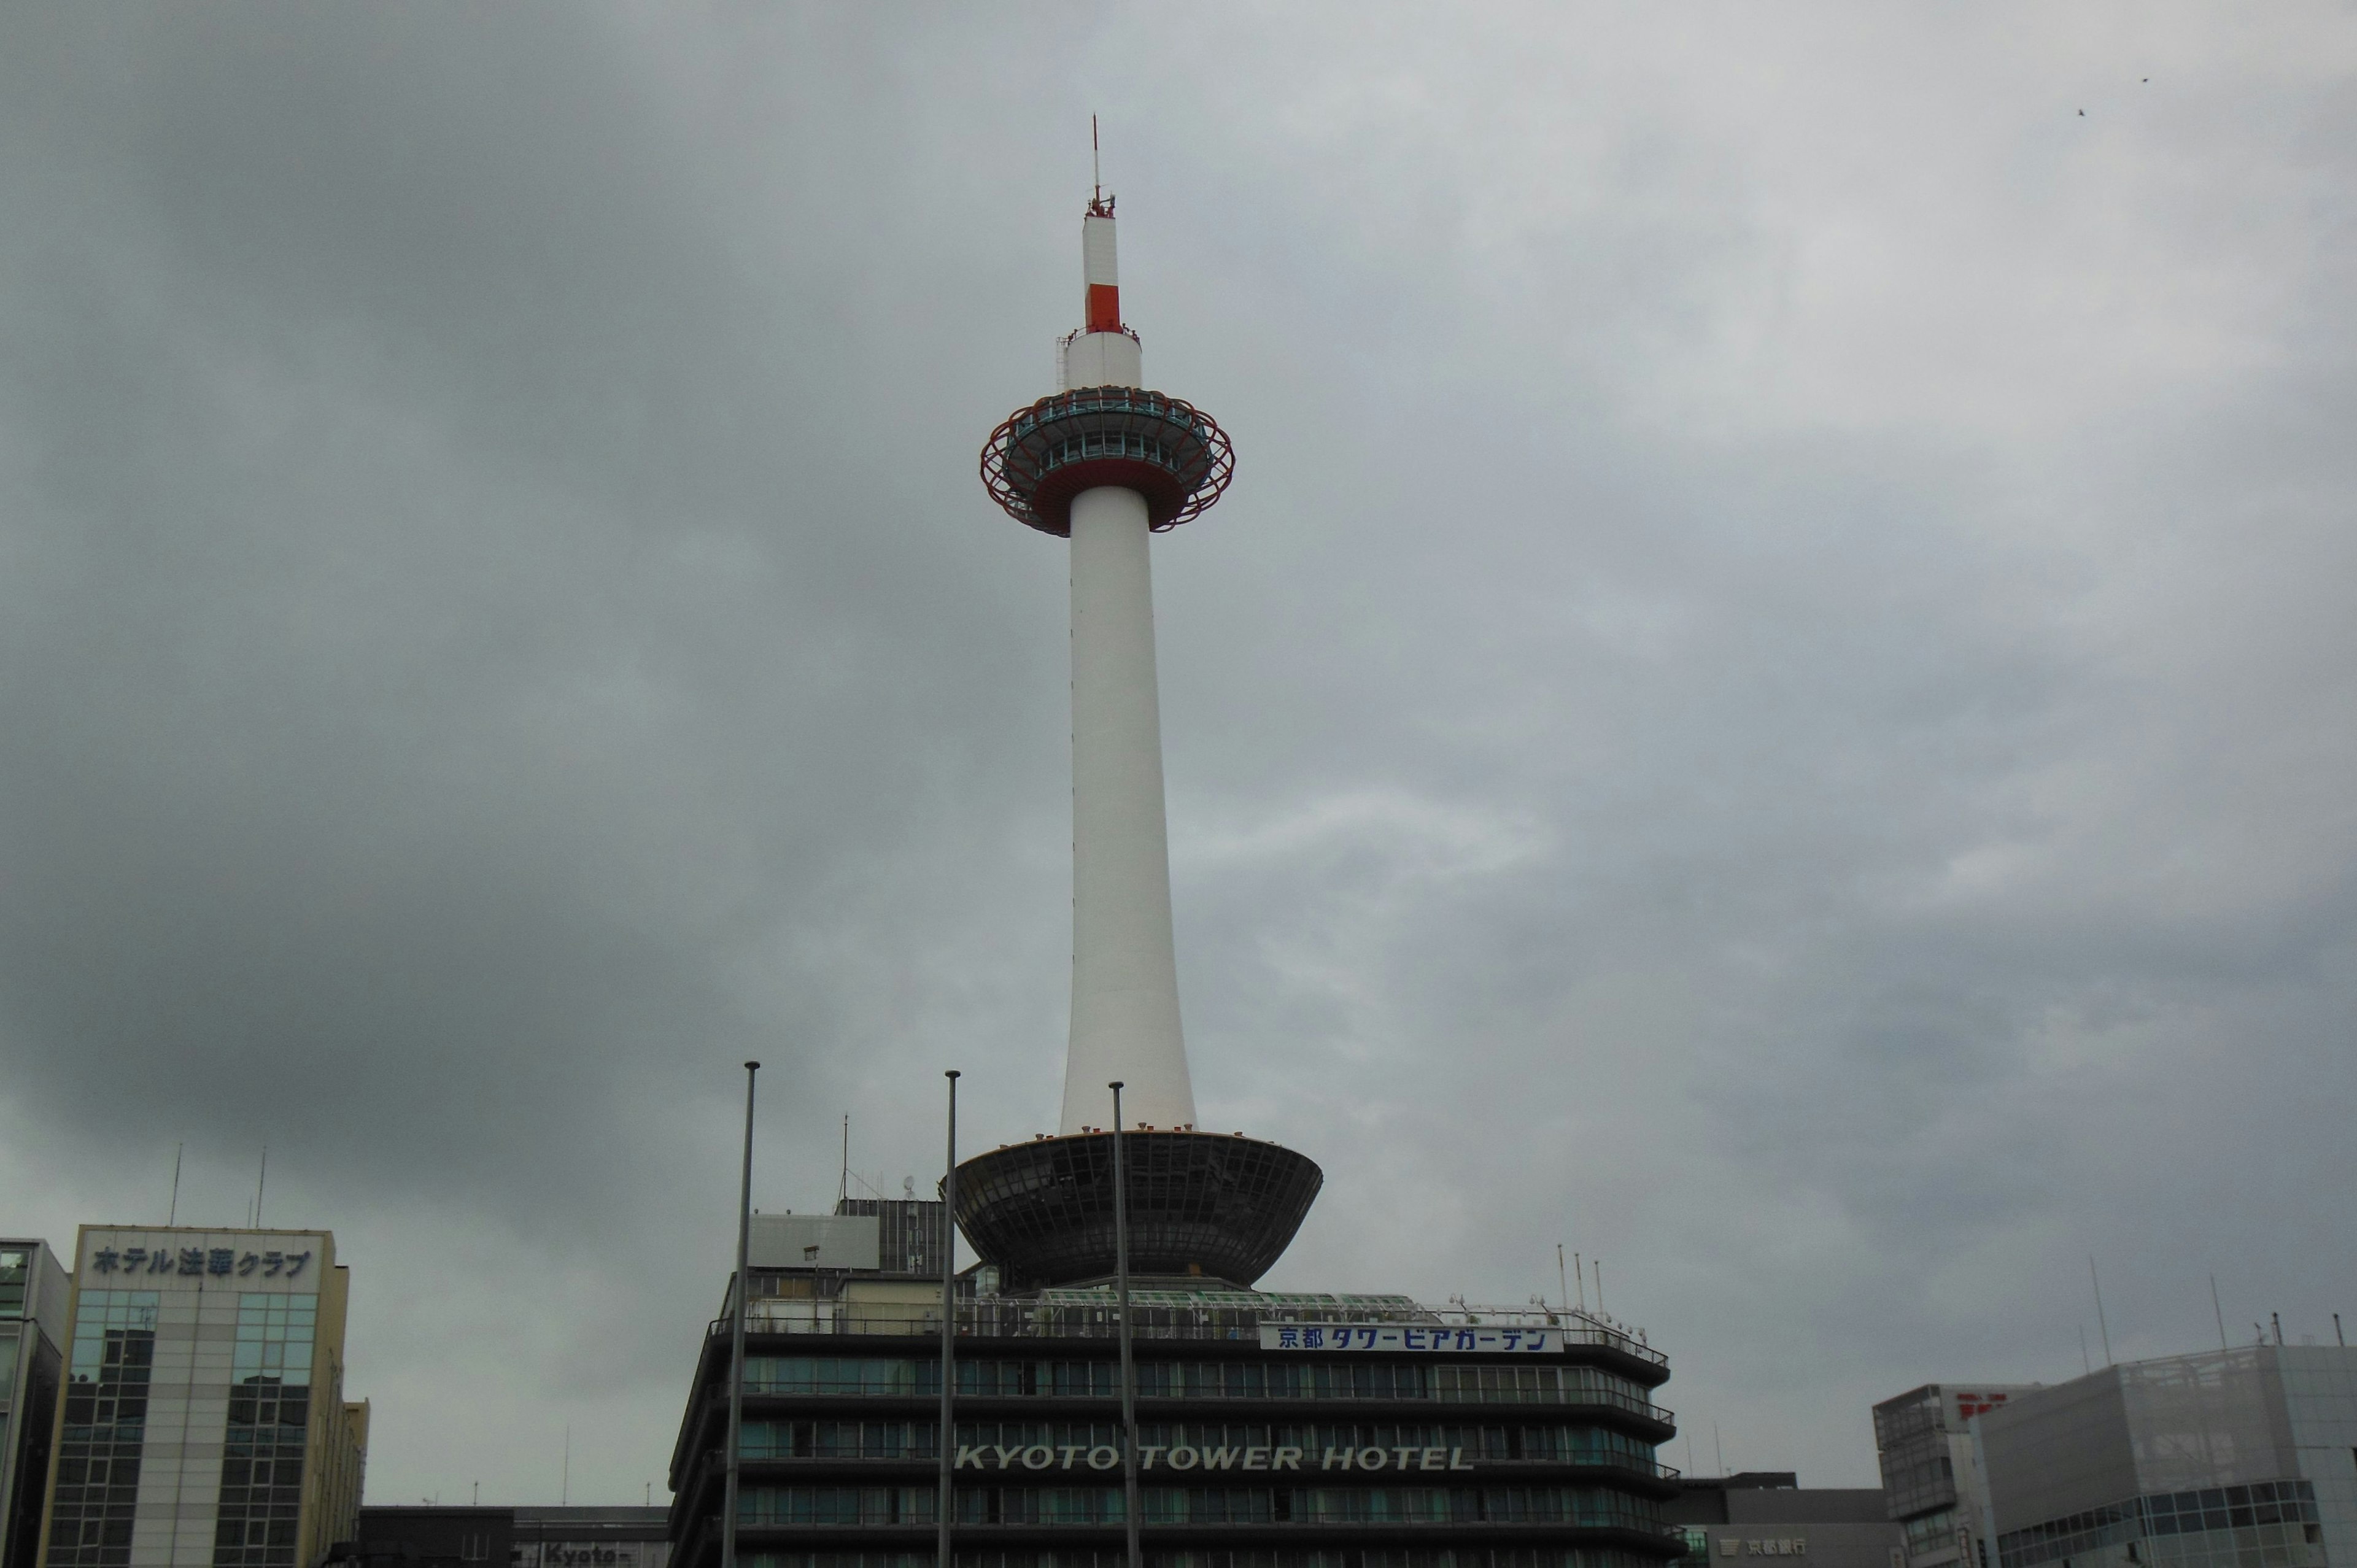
961, 193, 1321, 1290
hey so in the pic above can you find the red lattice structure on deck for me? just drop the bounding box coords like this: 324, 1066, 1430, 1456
980, 386, 1234, 538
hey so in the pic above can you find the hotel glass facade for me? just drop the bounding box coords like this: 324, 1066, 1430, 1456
36, 1229, 370, 1568
667, 1221, 1682, 1568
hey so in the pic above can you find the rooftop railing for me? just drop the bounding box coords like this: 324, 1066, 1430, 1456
709, 1297, 1665, 1370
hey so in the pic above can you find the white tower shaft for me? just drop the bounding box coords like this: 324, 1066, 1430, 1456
1055, 206, 1197, 1136
1062, 484, 1196, 1134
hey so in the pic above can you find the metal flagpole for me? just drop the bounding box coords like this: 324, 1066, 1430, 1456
722, 1061, 759, 1568
939, 1071, 961, 1568
1111, 1081, 1141, 1568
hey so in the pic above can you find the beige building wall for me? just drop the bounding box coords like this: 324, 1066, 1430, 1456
36, 1229, 365, 1568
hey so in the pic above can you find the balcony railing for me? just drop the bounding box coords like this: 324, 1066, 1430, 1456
708, 1299, 1664, 1369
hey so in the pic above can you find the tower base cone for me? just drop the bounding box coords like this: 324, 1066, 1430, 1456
953, 1130, 1322, 1291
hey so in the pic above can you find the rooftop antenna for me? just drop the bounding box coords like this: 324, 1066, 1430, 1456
1557, 1244, 1569, 1319
1088, 115, 1113, 217
838, 1115, 850, 1208
2336, 1313, 2345, 1348
2211, 1273, 2230, 1353
1713, 1423, 1724, 1475
168, 1143, 183, 1227
1574, 1252, 1585, 1312
255, 1145, 268, 1229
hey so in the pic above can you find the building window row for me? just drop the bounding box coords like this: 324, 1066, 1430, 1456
740, 1485, 1665, 1531
232, 1292, 317, 1388
746, 1550, 1660, 1568
741, 1359, 1658, 1414
1995, 1481, 2318, 1568
740, 1421, 1660, 1471
1901, 1510, 1956, 1559
1882, 1454, 1955, 1520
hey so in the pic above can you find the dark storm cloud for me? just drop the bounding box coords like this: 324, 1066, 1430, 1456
1, 0, 2352, 1504
0, 4, 1064, 1218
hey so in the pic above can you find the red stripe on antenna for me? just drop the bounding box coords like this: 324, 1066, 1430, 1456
1086, 284, 1121, 333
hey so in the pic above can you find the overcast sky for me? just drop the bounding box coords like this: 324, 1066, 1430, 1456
3, 1, 2354, 1506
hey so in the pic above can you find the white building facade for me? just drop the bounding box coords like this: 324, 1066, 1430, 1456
1975, 1347, 2357, 1568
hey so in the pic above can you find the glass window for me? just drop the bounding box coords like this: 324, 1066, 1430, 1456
0, 1249, 27, 1319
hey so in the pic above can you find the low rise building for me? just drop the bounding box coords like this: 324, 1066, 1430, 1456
1666, 1472, 1903, 1568
343, 1505, 671, 1568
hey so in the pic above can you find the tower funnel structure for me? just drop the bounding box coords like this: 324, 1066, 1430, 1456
962, 191, 1320, 1290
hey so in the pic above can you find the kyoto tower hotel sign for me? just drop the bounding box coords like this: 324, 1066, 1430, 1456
965, 187, 1322, 1288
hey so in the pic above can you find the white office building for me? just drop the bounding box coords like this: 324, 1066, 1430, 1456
1974, 1346, 2357, 1568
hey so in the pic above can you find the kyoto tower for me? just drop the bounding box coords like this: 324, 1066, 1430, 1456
954, 182, 1322, 1289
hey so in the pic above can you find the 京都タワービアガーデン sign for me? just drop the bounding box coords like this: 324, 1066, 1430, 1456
1258, 1324, 1559, 1353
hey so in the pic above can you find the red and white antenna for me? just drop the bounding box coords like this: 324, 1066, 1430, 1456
1084, 117, 1120, 333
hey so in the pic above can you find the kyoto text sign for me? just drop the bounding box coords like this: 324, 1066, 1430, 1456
1258, 1323, 1559, 1353
953, 1442, 1475, 1473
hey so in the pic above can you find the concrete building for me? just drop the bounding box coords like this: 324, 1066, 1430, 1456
1972, 1347, 2356, 1568
1666, 1473, 1903, 1568
36, 1227, 369, 1568
1873, 1385, 2046, 1568
4, 1242, 73, 1568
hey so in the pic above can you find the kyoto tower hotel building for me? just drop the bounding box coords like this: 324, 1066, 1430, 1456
663, 186, 1682, 1568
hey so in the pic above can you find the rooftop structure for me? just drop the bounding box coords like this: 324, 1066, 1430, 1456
962, 184, 1316, 1289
